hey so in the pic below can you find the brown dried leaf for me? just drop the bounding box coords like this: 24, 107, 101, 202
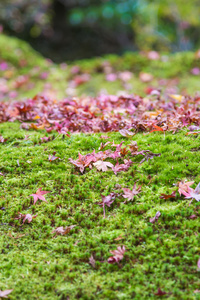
89, 255, 96, 268
51, 225, 76, 236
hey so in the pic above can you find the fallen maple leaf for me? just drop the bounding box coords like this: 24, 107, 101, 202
122, 184, 141, 201
49, 151, 60, 162
134, 150, 161, 164
98, 141, 110, 150
111, 160, 132, 175
150, 125, 164, 133
184, 182, 200, 203
189, 214, 197, 219
150, 211, 161, 223
154, 288, 167, 296
108, 246, 126, 264
178, 180, 194, 196
0, 289, 13, 298
30, 188, 50, 205
160, 191, 176, 199
93, 160, 113, 172
51, 225, 76, 236
15, 213, 37, 224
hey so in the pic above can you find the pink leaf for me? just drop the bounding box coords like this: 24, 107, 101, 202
0, 289, 13, 298
197, 258, 200, 270
122, 184, 141, 201
150, 211, 161, 223
30, 188, 50, 205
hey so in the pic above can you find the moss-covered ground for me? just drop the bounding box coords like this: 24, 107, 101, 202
1, 34, 200, 299
1, 123, 200, 299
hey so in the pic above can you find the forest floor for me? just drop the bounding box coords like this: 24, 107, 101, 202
0, 34, 200, 300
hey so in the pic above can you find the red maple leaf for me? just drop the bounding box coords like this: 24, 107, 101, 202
30, 188, 50, 205
150, 125, 164, 133
154, 288, 167, 296
160, 191, 176, 199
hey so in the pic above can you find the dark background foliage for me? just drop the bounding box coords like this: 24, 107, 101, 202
1, 0, 200, 62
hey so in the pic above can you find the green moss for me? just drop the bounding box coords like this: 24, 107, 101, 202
0, 122, 200, 299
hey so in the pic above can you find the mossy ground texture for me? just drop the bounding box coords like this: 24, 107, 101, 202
0, 34, 200, 299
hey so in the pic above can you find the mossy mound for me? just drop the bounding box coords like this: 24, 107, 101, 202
1, 34, 200, 100
0, 121, 200, 299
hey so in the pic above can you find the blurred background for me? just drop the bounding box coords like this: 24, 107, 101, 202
1, 0, 200, 62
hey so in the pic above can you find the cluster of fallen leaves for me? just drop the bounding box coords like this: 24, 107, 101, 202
69, 140, 160, 174
0, 92, 199, 134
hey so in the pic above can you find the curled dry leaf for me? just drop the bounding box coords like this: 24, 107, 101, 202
51, 225, 76, 236
49, 151, 60, 162
189, 214, 197, 219
89, 255, 96, 268
0, 136, 7, 143
108, 246, 126, 264
150, 211, 161, 223
97, 192, 117, 218
98, 141, 110, 150
160, 191, 176, 199
15, 213, 37, 224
